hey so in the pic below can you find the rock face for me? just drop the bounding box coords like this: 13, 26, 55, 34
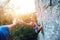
35, 0, 60, 40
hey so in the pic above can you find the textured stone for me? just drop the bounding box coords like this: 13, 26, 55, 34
35, 0, 60, 40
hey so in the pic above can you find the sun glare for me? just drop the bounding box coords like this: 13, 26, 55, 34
9, 0, 36, 15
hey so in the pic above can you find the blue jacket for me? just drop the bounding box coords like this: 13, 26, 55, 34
0, 25, 10, 40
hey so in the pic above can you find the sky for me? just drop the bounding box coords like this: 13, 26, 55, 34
0, 0, 36, 14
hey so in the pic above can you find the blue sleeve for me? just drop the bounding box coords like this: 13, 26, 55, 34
0, 25, 10, 40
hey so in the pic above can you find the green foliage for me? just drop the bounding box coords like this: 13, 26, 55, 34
0, 10, 37, 40
8, 26, 38, 40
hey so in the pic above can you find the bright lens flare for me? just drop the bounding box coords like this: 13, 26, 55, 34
10, 0, 36, 15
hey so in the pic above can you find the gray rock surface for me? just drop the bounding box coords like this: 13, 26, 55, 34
35, 0, 60, 40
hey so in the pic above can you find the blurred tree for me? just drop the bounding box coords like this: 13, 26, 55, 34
0, 0, 10, 25
7, 26, 38, 40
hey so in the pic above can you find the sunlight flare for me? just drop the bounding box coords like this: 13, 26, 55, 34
9, 0, 36, 15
